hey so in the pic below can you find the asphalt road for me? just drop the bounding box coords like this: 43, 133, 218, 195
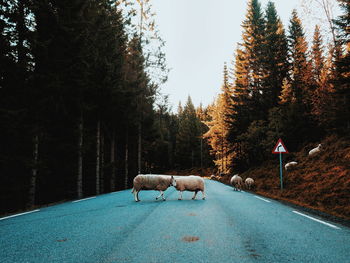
1, 180, 350, 263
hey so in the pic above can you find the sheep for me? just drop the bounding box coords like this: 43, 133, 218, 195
173, 175, 205, 200
131, 174, 176, 202
245, 178, 254, 190
210, 174, 216, 180
230, 174, 243, 191
309, 144, 322, 156
285, 161, 298, 170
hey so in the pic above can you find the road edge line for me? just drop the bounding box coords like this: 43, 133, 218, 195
0, 209, 40, 221
72, 197, 96, 203
254, 196, 271, 203
292, 210, 341, 230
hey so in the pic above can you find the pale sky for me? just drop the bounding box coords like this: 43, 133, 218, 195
151, 0, 339, 111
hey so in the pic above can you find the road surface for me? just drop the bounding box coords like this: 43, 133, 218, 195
1, 180, 349, 263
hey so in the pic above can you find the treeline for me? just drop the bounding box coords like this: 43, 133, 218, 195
0, 0, 212, 214
205, 0, 350, 173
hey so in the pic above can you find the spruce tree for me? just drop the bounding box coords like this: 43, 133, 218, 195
175, 96, 201, 169
241, 0, 266, 119
263, 1, 288, 109
288, 9, 312, 107
333, 0, 350, 132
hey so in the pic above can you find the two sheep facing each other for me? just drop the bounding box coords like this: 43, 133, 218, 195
132, 174, 205, 202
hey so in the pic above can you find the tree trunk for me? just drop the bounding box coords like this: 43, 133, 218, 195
77, 114, 83, 199
138, 121, 142, 174
124, 127, 129, 189
100, 129, 104, 194
27, 133, 39, 208
110, 129, 116, 191
96, 120, 100, 195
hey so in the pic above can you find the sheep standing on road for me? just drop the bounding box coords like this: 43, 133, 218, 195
285, 161, 298, 170
174, 175, 205, 200
230, 174, 243, 191
245, 178, 255, 190
309, 144, 322, 156
132, 174, 176, 202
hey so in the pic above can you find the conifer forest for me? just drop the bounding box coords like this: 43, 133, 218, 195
1, 0, 349, 215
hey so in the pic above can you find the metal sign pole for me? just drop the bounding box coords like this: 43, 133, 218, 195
279, 152, 283, 190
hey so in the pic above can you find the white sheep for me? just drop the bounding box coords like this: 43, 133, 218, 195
245, 178, 255, 190
309, 144, 322, 156
131, 174, 176, 202
210, 174, 215, 180
230, 174, 243, 191
173, 175, 205, 200
285, 161, 298, 170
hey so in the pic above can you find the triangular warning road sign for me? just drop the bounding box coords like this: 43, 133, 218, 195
272, 138, 289, 154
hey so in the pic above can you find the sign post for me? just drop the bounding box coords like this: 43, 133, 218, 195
272, 138, 289, 190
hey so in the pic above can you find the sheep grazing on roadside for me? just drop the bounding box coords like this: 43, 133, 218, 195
131, 174, 176, 202
230, 174, 243, 191
245, 178, 254, 190
309, 144, 322, 156
174, 175, 205, 200
285, 161, 298, 170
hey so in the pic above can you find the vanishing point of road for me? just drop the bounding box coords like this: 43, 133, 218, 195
1, 180, 350, 263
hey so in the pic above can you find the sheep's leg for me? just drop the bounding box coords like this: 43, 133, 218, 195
202, 190, 206, 200
156, 191, 162, 200
137, 191, 141, 202
159, 191, 166, 201
192, 191, 198, 200
178, 191, 183, 200
134, 190, 140, 202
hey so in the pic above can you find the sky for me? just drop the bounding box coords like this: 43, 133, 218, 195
150, 0, 340, 111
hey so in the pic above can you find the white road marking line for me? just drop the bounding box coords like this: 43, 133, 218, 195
254, 196, 271, 203
72, 197, 96, 203
292, 211, 340, 230
0, 209, 40, 221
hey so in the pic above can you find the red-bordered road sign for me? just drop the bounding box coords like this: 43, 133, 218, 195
272, 138, 289, 154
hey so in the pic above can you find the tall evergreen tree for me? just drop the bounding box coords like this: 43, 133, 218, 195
287, 9, 312, 107
241, 0, 266, 119
175, 96, 201, 169
333, 0, 350, 132
263, 1, 288, 109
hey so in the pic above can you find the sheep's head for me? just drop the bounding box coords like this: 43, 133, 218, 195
170, 176, 177, 187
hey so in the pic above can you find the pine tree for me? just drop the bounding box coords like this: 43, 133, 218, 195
175, 96, 201, 169
288, 9, 312, 107
263, 1, 288, 109
204, 64, 235, 173
241, 0, 266, 119
311, 25, 325, 83
309, 25, 336, 129
333, 0, 350, 132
